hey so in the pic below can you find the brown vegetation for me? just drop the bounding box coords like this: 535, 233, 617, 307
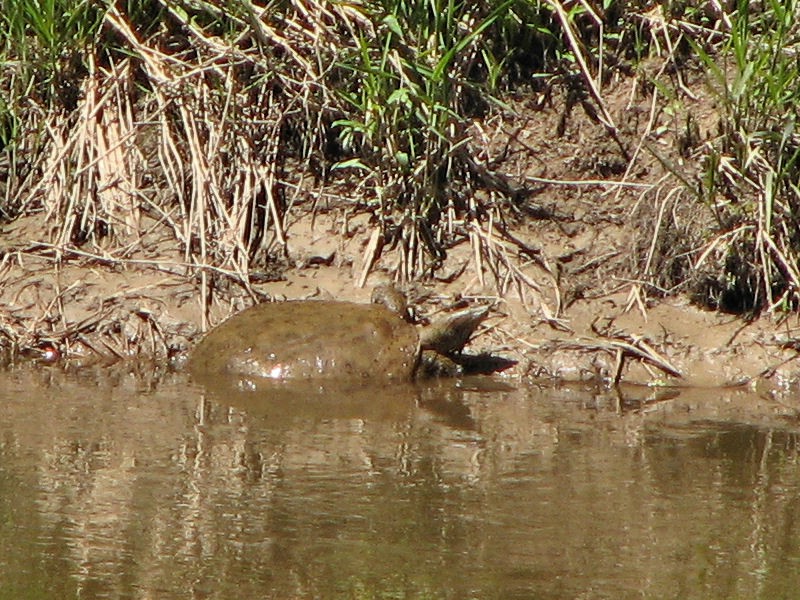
2, 2, 800, 390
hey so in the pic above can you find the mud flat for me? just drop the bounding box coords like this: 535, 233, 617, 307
2, 208, 799, 396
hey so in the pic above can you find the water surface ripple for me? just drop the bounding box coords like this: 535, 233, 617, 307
1, 368, 799, 599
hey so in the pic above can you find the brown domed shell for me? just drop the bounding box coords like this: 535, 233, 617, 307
189, 300, 420, 384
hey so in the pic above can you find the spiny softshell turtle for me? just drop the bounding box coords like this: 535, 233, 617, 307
189, 287, 489, 384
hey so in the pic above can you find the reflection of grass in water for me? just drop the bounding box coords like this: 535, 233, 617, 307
3, 374, 800, 597
0, 466, 78, 599
346, 577, 441, 600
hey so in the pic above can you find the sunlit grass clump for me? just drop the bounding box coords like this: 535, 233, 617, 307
667, 0, 800, 312
0, 0, 553, 288
1, 0, 799, 315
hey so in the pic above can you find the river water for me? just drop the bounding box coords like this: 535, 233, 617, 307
1, 366, 799, 599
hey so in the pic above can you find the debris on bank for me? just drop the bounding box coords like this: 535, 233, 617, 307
2, 225, 799, 396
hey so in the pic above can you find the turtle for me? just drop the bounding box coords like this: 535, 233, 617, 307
188, 286, 489, 385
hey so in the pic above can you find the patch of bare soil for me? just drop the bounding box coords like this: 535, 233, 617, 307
2, 72, 800, 393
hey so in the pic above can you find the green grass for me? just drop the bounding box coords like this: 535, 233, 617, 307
331, 0, 525, 273
0, 0, 558, 280
1, 0, 799, 314
690, 0, 800, 311
0, 0, 106, 108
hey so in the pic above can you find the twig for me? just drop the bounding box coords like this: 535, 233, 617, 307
522, 174, 653, 189
357, 227, 383, 288
546, 0, 618, 132
559, 334, 683, 384
21, 242, 242, 279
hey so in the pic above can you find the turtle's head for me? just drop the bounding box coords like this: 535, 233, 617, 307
370, 284, 411, 321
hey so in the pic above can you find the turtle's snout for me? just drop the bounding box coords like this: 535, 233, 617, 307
419, 305, 490, 356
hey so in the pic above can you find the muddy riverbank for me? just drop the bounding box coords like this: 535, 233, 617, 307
2, 75, 799, 393
2, 205, 800, 394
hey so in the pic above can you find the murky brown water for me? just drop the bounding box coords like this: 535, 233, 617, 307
1, 367, 800, 599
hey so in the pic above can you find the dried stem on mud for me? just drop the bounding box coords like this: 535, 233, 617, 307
3, 0, 798, 368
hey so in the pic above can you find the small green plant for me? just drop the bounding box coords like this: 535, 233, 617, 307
692, 0, 800, 311
0, 0, 106, 108
331, 0, 526, 276
0, 0, 663, 303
